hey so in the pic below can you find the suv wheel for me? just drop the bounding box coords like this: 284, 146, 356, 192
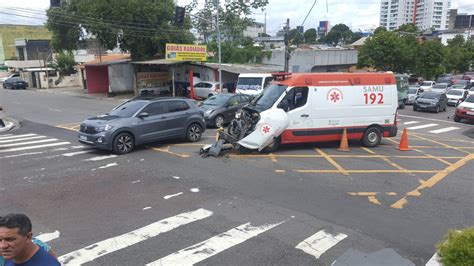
214, 115, 224, 128
186, 123, 202, 142
362, 127, 381, 147
113, 132, 134, 154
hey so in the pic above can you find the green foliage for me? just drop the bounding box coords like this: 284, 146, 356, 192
207, 41, 270, 64
304, 28, 317, 44
373, 26, 387, 35
46, 0, 195, 61
289, 29, 304, 46
54, 51, 76, 76
395, 23, 420, 33
436, 227, 474, 266
321, 24, 355, 46
415, 40, 446, 80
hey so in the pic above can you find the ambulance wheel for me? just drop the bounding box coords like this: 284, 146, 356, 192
263, 136, 281, 153
362, 127, 381, 147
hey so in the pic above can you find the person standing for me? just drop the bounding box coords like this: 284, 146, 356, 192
0, 214, 59, 266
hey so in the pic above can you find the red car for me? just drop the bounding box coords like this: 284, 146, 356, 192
454, 94, 474, 123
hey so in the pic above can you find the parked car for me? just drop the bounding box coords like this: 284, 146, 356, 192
187, 81, 227, 99
419, 81, 435, 91
2, 77, 28, 89
407, 86, 423, 104
446, 89, 469, 106
436, 76, 453, 87
413, 91, 448, 113
430, 83, 449, 93
78, 97, 206, 154
469, 87, 474, 95
200, 94, 253, 127
0, 73, 20, 83
408, 75, 423, 86
454, 94, 474, 123
451, 79, 471, 90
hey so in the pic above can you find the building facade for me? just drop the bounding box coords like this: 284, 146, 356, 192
380, 0, 451, 31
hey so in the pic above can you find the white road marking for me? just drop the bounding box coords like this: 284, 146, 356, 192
295, 230, 348, 259
0, 142, 70, 153
0, 138, 58, 148
1, 151, 44, 159
399, 114, 474, 127
407, 123, 439, 130
62, 150, 91, 157
48, 108, 62, 112
0, 134, 12, 137
85, 155, 117, 161
147, 221, 284, 266
131, 180, 141, 184
0, 133, 37, 140
190, 188, 199, 192
36, 230, 60, 243
143, 207, 152, 211
172, 176, 180, 179
58, 208, 213, 265
12, 101, 21, 104
0, 136, 42, 143
70, 145, 86, 149
163, 192, 184, 199
403, 121, 419, 125
98, 162, 118, 169
429, 126, 460, 134
426, 252, 441, 265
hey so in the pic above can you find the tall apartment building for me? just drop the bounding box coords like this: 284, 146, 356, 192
380, 0, 451, 31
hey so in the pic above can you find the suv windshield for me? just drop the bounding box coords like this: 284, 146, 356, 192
408, 88, 418, 94
251, 84, 288, 111
109, 100, 148, 117
447, 90, 462, 96
420, 92, 440, 99
203, 94, 232, 106
237, 77, 263, 91
432, 84, 446, 89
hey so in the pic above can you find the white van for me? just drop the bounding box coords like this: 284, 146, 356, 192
231, 72, 399, 151
235, 73, 273, 96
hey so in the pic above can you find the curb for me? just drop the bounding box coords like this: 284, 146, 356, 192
0, 117, 19, 132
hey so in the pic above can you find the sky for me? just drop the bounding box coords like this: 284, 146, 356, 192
0, 0, 473, 35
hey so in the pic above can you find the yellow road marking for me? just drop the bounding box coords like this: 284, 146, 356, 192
296, 169, 439, 173
391, 153, 474, 209
269, 153, 278, 163
56, 123, 81, 131
361, 147, 376, 154
414, 148, 452, 166
229, 154, 463, 159
151, 146, 190, 158
385, 138, 399, 145
380, 157, 415, 176
348, 192, 398, 206
368, 196, 381, 205
411, 133, 470, 154
315, 148, 349, 176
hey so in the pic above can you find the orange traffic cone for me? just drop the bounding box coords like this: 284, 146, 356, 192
338, 128, 350, 152
397, 128, 410, 151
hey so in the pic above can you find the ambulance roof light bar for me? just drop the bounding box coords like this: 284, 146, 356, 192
271, 72, 292, 81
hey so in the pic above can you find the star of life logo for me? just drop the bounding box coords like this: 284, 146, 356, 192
327, 88, 343, 104
260, 124, 272, 135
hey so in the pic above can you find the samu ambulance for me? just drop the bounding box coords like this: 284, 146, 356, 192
235, 72, 399, 151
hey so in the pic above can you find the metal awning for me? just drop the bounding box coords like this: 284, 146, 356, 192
132, 59, 190, 65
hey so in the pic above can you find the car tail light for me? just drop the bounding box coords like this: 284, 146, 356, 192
214, 84, 219, 93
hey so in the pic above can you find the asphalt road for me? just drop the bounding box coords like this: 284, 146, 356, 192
1, 88, 473, 265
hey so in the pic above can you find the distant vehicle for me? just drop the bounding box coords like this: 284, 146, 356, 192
430, 83, 449, 93
187, 81, 227, 99
451, 79, 471, 90
407, 86, 423, 104
395, 74, 409, 109
78, 97, 206, 154
2, 77, 28, 89
436, 76, 453, 86
454, 94, 474, 123
0, 73, 20, 83
235, 73, 274, 96
413, 92, 448, 113
419, 81, 435, 91
200, 94, 253, 127
469, 87, 474, 95
446, 89, 469, 106
408, 75, 423, 86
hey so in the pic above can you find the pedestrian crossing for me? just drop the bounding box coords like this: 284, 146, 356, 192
401, 120, 460, 134
35, 207, 437, 265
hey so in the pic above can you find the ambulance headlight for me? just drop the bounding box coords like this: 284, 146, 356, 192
235, 110, 242, 119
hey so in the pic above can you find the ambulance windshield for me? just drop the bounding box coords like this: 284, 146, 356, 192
251, 84, 288, 111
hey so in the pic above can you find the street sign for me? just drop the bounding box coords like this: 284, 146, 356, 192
166, 43, 207, 62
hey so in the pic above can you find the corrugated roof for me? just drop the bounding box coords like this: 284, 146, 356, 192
195, 62, 281, 74
83, 54, 131, 66
132, 59, 190, 65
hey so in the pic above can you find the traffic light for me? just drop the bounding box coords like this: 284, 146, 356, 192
173, 6, 185, 26
50, 0, 60, 8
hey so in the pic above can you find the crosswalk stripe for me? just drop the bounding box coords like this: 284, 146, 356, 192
295, 230, 347, 259
59, 208, 213, 265
147, 221, 284, 266
407, 123, 438, 130
62, 150, 92, 157
0, 142, 70, 153
36, 231, 60, 243
403, 121, 419, 125
0, 138, 58, 148
0, 134, 12, 137
429, 127, 460, 134
85, 155, 117, 161
0, 136, 46, 144
0, 133, 37, 140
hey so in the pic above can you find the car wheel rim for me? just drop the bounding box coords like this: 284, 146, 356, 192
189, 125, 201, 141
215, 116, 224, 127
117, 135, 132, 153
368, 132, 378, 143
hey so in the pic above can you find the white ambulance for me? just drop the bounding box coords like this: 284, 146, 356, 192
234, 72, 399, 151
235, 73, 273, 96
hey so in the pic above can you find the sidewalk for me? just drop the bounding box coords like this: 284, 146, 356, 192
34, 86, 135, 102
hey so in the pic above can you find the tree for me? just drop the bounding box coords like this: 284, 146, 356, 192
288, 28, 304, 46
445, 35, 471, 73
373, 26, 387, 35
54, 50, 76, 76
395, 23, 419, 33
46, 0, 195, 60
321, 24, 354, 46
415, 40, 446, 80
304, 28, 317, 44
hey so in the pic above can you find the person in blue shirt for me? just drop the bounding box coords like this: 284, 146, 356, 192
0, 214, 59, 266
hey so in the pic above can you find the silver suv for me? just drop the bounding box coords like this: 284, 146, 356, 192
78, 97, 205, 154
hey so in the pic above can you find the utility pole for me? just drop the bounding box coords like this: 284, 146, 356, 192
284, 18, 290, 72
